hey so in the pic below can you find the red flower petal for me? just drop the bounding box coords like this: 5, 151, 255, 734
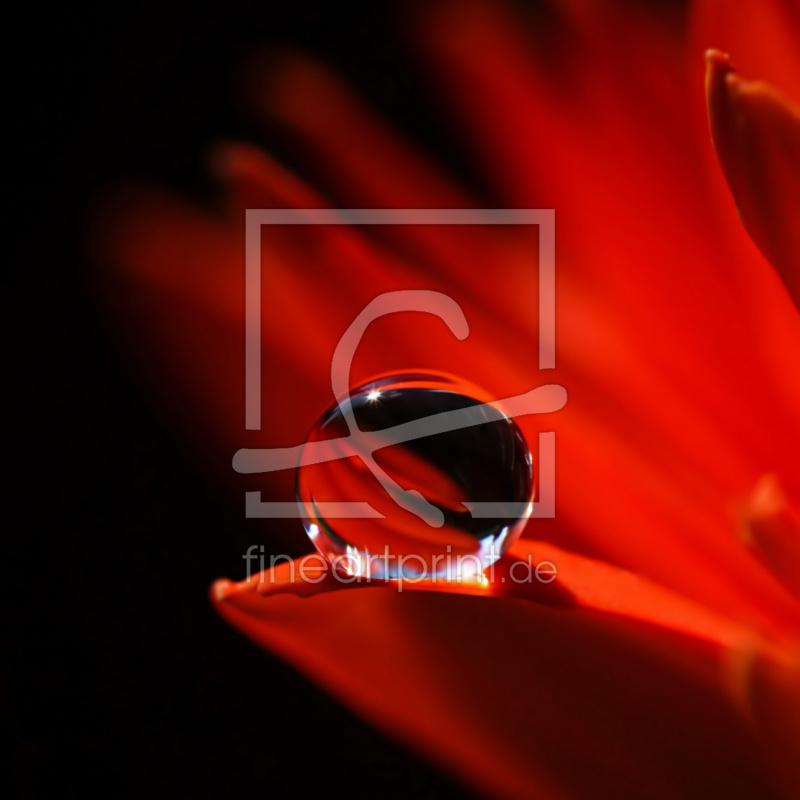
212, 544, 778, 799
245, 50, 469, 211
705, 50, 800, 311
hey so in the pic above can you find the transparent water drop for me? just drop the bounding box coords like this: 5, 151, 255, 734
296, 372, 534, 582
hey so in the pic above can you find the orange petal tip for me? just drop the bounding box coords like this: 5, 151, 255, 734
211, 578, 235, 603
742, 475, 800, 601
705, 48, 731, 65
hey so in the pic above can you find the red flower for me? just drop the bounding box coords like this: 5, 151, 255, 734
98, 0, 800, 797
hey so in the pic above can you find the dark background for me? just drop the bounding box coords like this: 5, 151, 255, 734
9, 1, 486, 796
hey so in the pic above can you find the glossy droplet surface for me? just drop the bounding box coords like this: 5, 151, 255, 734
296, 373, 533, 581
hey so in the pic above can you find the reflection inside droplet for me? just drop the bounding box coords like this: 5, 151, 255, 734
296, 373, 534, 582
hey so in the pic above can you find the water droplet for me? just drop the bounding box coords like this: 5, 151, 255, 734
296, 373, 533, 582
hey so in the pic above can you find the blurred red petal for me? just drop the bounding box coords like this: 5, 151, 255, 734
742, 474, 800, 601
93, 189, 247, 458
705, 50, 800, 310
246, 50, 469, 211
209, 141, 329, 215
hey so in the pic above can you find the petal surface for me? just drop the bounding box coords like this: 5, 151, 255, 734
212, 547, 778, 800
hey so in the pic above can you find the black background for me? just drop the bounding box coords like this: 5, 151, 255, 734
9, 1, 486, 796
